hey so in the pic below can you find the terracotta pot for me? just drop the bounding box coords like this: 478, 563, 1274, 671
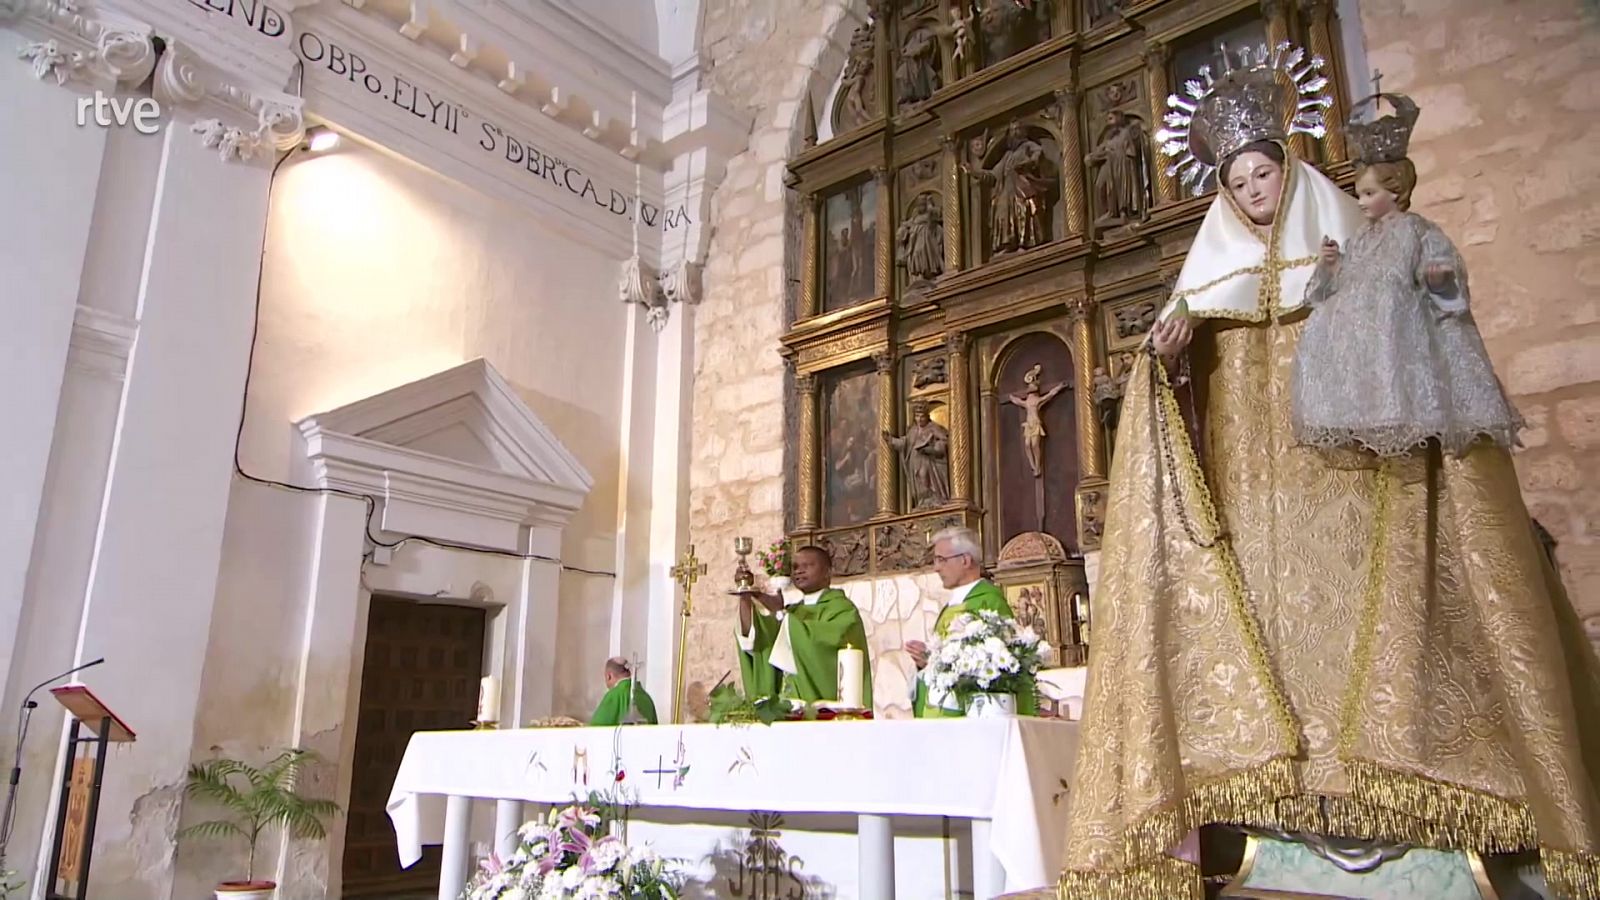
215, 880, 275, 900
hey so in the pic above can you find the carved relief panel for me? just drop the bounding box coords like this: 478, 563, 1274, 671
831, 17, 881, 134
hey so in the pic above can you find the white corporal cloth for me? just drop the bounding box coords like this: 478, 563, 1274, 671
387, 717, 1079, 892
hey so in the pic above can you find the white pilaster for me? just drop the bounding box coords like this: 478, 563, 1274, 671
609, 299, 660, 671
59, 118, 274, 900
0, 3, 119, 740
274, 490, 368, 900
645, 294, 695, 715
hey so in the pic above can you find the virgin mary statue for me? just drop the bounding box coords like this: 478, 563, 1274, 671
1059, 45, 1600, 899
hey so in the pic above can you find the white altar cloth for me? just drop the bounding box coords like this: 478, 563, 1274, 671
387, 717, 1078, 896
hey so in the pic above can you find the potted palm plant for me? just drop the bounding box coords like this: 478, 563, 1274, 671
179, 748, 340, 900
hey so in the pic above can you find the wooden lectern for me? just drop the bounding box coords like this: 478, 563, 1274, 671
43, 685, 134, 900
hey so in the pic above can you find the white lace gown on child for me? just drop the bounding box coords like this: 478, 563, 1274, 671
1291, 210, 1522, 458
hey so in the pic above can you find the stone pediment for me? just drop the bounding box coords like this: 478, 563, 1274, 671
296, 359, 593, 551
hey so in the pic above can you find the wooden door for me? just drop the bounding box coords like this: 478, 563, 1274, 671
341, 597, 487, 896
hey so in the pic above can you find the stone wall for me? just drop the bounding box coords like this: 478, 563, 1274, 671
682, 0, 865, 711
1359, 0, 1600, 628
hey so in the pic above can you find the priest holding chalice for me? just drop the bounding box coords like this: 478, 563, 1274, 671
734, 542, 873, 712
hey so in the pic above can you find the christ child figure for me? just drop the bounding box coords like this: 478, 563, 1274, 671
1290, 93, 1521, 460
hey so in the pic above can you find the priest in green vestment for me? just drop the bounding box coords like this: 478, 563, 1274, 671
907, 526, 1038, 717
589, 657, 658, 726
736, 546, 873, 707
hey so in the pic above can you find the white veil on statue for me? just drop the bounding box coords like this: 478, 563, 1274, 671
1166, 154, 1363, 322
1153, 43, 1364, 323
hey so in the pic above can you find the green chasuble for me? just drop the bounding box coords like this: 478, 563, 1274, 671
738, 588, 873, 706
589, 678, 658, 726
914, 579, 1038, 718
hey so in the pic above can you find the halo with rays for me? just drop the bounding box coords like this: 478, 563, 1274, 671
1154, 41, 1334, 195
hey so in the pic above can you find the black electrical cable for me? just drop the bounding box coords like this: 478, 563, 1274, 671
229, 101, 614, 579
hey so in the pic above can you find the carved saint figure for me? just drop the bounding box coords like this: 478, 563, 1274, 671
1086, 111, 1150, 228
837, 21, 877, 130
977, 0, 1048, 65
969, 122, 1056, 254
1005, 364, 1067, 477
896, 193, 944, 284
883, 402, 951, 509
895, 28, 941, 108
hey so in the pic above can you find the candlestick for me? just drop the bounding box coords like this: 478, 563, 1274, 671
478, 675, 500, 724
837, 645, 865, 710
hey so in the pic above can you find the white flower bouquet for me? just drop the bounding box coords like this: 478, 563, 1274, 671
923, 609, 1051, 713
463, 804, 682, 900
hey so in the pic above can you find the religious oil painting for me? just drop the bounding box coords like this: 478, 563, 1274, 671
823, 364, 879, 527
821, 180, 878, 312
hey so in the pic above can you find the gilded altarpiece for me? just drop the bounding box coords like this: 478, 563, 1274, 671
782, 0, 1356, 706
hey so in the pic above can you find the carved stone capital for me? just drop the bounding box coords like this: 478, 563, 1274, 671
1299, 0, 1334, 17
1054, 86, 1080, 109
156, 40, 305, 162
796, 373, 819, 395
618, 254, 665, 329
6, 0, 156, 90
1259, 0, 1288, 20
658, 259, 701, 307
618, 255, 701, 332
1064, 295, 1095, 322
873, 349, 896, 374
1143, 41, 1169, 68
945, 332, 970, 354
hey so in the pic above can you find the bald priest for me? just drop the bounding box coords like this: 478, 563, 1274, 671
736, 545, 873, 708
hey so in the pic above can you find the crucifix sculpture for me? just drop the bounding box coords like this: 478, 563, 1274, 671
670, 544, 707, 724
1005, 364, 1068, 531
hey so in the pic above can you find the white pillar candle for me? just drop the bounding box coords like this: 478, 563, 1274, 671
478, 675, 500, 722
838, 647, 865, 709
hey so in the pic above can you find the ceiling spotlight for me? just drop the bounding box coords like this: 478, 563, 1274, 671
304, 125, 341, 153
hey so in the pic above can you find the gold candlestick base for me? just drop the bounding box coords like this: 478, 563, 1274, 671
471, 720, 499, 731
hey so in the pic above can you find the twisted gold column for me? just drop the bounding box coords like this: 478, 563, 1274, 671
1066, 297, 1103, 478
1056, 87, 1088, 239
941, 137, 962, 274
800, 194, 821, 319
1144, 42, 1179, 204
1303, 0, 1349, 164
1262, 0, 1316, 163
874, 167, 893, 300
947, 333, 973, 504
797, 372, 821, 530
874, 350, 898, 517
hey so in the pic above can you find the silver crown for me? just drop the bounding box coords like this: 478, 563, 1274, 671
1344, 92, 1419, 165
1156, 42, 1334, 195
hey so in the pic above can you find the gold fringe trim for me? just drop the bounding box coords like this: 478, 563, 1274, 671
1062, 756, 1600, 900
1342, 757, 1538, 852
1123, 756, 1302, 864
1545, 848, 1600, 900
1058, 854, 1202, 900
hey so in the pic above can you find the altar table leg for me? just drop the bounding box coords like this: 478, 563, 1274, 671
857, 813, 895, 899
971, 817, 1004, 899
439, 794, 473, 900
495, 799, 524, 859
